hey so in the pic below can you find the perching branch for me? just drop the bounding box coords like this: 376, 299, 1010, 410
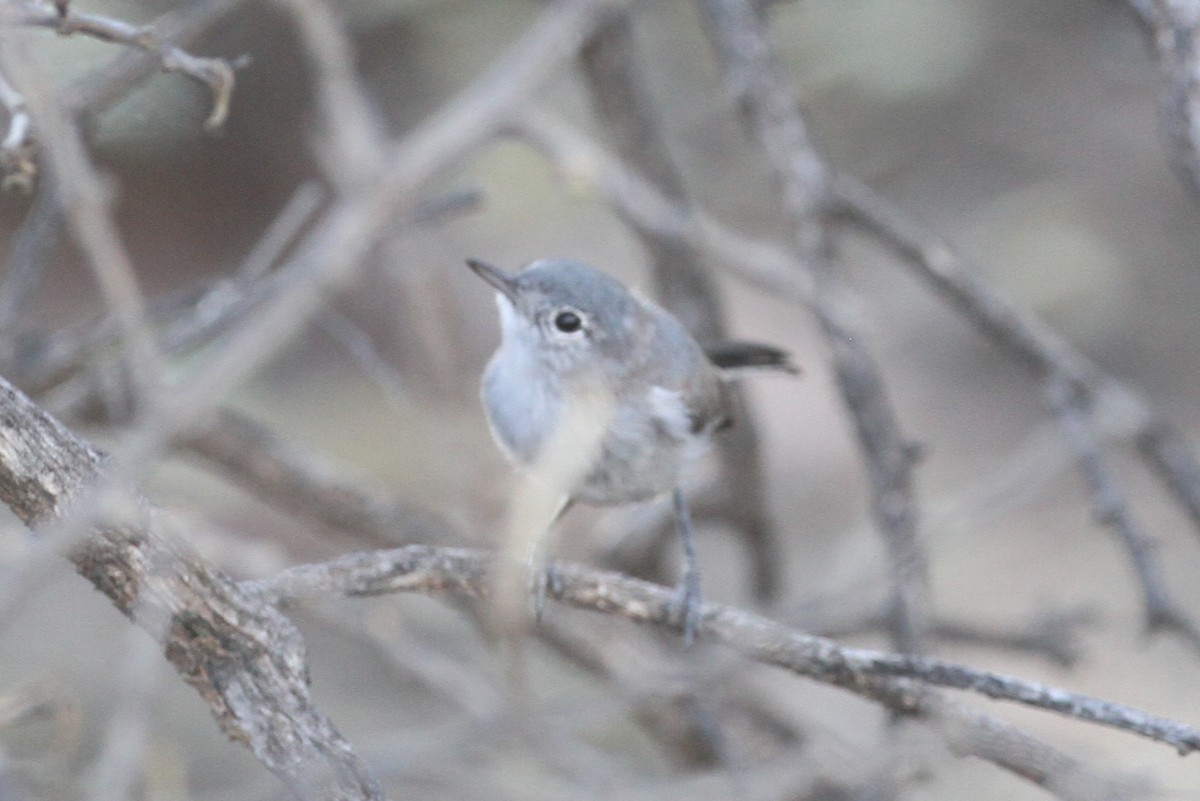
250, 544, 1200, 760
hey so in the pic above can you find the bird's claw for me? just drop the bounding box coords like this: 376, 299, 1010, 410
667, 567, 703, 646
529, 561, 562, 624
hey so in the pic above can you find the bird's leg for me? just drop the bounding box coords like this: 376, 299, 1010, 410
668, 487, 703, 645
530, 496, 573, 623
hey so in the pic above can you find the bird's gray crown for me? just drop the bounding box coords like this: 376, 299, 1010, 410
514, 259, 637, 324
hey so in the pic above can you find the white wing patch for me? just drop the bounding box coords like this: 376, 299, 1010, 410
646, 385, 693, 440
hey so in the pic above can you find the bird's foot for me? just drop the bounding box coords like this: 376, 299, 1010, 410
667, 567, 703, 646
529, 560, 562, 624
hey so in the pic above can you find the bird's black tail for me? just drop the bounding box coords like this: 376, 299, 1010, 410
703, 341, 801, 375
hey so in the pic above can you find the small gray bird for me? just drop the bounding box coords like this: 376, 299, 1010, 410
468, 257, 796, 642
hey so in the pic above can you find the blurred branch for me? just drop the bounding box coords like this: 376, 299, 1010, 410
830, 174, 1200, 646
80, 628, 159, 801
0, 178, 62, 338
179, 407, 456, 548
1137, 0, 1200, 195
14, 181, 322, 402
0, 375, 384, 801
12, 183, 466, 403
578, 12, 782, 603
511, 109, 813, 303
10, 0, 236, 130
270, 0, 384, 187
251, 544, 1195, 792
695, 0, 929, 654
806, 603, 1096, 669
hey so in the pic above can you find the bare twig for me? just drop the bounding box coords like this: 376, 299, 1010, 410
0, 375, 384, 801
695, 0, 929, 653
10, 0, 236, 129
251, 544, 1200, 767
315, 309, 409, 407
1046, 377, 1200, 650
13, 181, 323, 401
63, 0, 246, 121
578, 12, 782, 602
13, 182, 474, 404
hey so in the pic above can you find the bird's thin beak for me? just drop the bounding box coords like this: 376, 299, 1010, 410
466, 258, 520, 302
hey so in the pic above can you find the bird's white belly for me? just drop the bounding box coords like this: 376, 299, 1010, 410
572, 386, 708, 505
484, 353, 706, 505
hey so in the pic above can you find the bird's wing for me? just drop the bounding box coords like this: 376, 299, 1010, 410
635, 304, 731, 436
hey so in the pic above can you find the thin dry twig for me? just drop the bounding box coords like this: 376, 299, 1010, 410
10, 0, 236, 130
695, 0, 930, 654
62, 0, 246, 121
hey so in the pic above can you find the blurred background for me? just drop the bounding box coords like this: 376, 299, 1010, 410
2, 0, 1200, 798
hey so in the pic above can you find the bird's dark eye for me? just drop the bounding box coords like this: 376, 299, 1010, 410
554, 310, 582, 333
